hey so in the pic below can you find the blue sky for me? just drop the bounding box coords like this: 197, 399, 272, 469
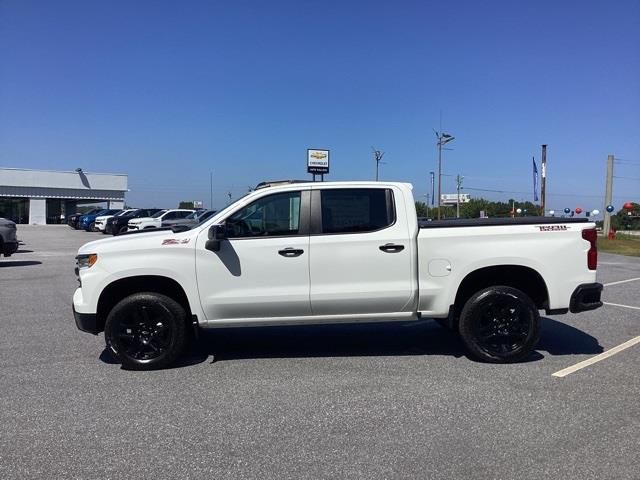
1, 0, 639, 214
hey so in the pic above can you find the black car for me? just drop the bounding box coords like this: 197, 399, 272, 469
67, 208, 102, 229
108, 209, 163, 235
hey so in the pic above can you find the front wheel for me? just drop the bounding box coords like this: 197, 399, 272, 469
458, 286, 540, 363
104, 293, 187, 370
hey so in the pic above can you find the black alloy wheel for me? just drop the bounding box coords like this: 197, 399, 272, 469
458, 286, 540, 363
105, 293, 187, 370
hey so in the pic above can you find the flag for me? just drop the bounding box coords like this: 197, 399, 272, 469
533, 157, 539, 202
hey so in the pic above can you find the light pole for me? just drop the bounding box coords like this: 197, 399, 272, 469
435, 131, 455, 219
372, 147, 385, 181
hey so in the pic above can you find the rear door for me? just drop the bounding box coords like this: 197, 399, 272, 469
309, 186, 414, 315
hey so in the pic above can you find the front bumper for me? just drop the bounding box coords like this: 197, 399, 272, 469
569, 283, 603, 313
73, 303, 101, 335
2, 241, 18, 257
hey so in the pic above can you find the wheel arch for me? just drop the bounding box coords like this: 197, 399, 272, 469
96, 275, 192, 333
453, 264, 549, 320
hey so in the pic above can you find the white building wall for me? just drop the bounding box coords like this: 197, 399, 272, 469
108, 200, 124, 209
29, 198, 46, 225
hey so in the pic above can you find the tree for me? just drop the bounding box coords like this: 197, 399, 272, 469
611, 203, 640, 231
415, 201, 430, 218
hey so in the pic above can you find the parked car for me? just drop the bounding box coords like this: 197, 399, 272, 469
0, 217, 18, 257
95, 209, 134, 233
73, 181, 602, 370
127, 209, 194, 231
79, 209, 121, 232
107, 209, 163, 236
161, 209, 217, 230
68, 208, 102, 229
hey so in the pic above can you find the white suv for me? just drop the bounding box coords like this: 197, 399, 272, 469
127, 209, 194, 231
94, 209, 135, 232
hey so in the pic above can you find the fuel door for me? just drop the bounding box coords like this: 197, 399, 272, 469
428, 258, 452, 277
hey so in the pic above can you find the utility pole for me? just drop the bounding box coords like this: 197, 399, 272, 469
430, 171, 435, 207
372, 147, 384, 181
210, 172, 213, 210
456, 174, 463, 218
435, 131, 455, 219
603, 154, 614, 235
540, 145, 547, 215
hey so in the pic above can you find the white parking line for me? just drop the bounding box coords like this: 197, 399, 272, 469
552, 336, 640, 378
603, 277, 640, 287
603, 302, 640, 311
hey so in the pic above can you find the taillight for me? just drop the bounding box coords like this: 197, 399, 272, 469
582, 228, 597, 270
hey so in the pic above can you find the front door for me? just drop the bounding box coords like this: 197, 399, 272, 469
196, 189, 311, 321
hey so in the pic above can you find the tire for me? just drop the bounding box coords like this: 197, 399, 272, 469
117, 226, 128, 236
458, 286, 540, 363
89, 222, 97, 232
104, 292, 188, 370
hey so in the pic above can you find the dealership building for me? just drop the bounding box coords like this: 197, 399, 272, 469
0, 167, 128, 224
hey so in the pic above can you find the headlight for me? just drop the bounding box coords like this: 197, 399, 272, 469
76, 253, 98, 269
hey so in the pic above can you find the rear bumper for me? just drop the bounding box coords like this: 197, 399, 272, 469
569, 283, 603, 313
2, 241, 18, 257
73, 303, 101, 335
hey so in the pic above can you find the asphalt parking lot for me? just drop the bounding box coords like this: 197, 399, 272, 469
1, 226, 638, 480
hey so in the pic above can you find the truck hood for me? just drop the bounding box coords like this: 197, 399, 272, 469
78, 228, 194, 255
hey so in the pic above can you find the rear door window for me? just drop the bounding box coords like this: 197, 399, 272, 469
320, 189, 395, 234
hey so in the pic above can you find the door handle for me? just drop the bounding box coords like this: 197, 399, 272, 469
278, 248, 304, 257
379, 243, 405, 253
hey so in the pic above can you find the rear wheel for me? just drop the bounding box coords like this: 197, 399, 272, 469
117, 226, 128, 235
104, 293, 187, 370
458, 286, 540, 363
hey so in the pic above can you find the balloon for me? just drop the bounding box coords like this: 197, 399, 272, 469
624, 202, 634, 210
592, 209, 600, 215
575, 207, 583, 214
564, 208, 571, 214
516, 208, 522, 214
549, 210, 555, 216
606, 205, 615, 213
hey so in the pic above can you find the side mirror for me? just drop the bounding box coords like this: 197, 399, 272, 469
205, 224, 226, 252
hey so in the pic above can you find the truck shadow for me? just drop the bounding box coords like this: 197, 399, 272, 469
0, 260, 42, 267
100, 317, 604, 369
181, 316, 603, 367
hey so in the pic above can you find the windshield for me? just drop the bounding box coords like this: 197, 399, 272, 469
197, 210, 216, 223
208, 194, 251, 221
151, 210, 168, 218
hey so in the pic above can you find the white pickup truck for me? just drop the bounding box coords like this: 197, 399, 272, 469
73, 181, 602, 370
127, 209, 194, 231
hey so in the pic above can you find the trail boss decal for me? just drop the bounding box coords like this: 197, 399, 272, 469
162, 238, 191, 245
538, 225, 568, 232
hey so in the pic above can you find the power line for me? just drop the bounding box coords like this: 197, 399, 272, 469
613, 176, 640, 181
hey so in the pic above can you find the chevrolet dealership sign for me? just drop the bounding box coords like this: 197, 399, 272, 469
307, 149, 330, 175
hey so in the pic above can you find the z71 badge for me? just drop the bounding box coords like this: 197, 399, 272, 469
538, 225, 568, 231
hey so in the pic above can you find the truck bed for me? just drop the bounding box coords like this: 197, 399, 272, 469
419, 217, 590, 228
